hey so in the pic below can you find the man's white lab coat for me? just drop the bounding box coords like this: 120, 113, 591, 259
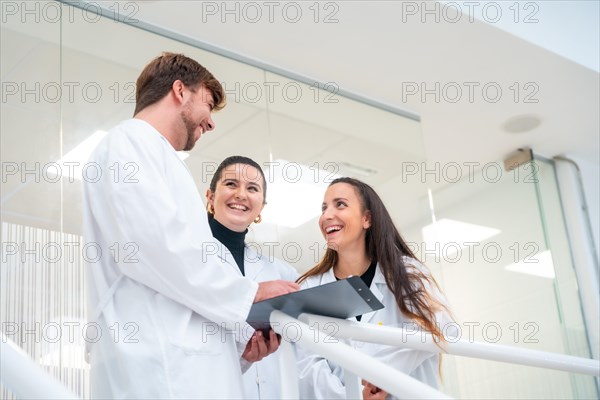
83, 119, 258, 399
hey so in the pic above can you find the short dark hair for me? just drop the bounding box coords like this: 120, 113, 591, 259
134, 52, 225, 115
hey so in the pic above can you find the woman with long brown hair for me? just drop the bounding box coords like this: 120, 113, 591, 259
297, 177, 453, 399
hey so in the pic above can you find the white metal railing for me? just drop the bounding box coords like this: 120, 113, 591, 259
271, 311, 600, 399
299, 313, 600, 377
3, 312, 599, 399
0, 333, 78, 399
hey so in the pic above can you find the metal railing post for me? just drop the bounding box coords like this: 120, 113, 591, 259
1, 334, 79, 399
277, 336, 300, 399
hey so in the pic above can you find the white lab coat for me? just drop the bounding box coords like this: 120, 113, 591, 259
297, 258, 452, 399
83, 119, 259, 399
210, 238, 299, 399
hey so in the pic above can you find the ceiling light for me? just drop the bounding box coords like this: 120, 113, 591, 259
261, 159, 340, 228
502, 114, 542, 133
421, 218, 501, 258
46, 130, 108, 181
504, 249, 555, 279
337, 161, 378, 177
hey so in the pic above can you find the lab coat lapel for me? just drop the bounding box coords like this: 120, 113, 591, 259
321, 268, 337, 285
213, 240, 243, 276
244, 246, 265, 280
360, 264, 385, 325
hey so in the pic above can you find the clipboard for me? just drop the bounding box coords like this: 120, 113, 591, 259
247, 276, 385, 331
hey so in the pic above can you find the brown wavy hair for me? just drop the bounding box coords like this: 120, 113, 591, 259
297, 177, 449, 344
134, 52, 226, 115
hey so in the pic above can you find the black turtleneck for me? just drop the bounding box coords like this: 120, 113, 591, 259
357, 259, 378, 321
208, 216, 247, 276
360, 259, 378, 289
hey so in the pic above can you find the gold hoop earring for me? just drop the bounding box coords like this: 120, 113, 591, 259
254, 214, 262, 224
207, 203, 214, 215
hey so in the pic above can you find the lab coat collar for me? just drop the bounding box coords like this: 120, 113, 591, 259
317, 265, 385, 324
213, 241, 267, 279
360, 264, 385, 324
320, 267, 337, 284
136, 118, 193, 172
213, 240, 243, 276
244, 246, 265, 280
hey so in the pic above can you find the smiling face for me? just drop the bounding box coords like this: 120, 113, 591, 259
206, 163, 265, 232
319, 182, 371, 253
180, 85, 216, 151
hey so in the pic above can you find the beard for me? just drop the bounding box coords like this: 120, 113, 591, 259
180, 105, 198, 151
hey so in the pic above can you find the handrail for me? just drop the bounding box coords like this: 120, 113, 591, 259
4, 311, 597, 399
0, 333, 79, 399
299, 313, 600, 377
270, 310, 453, 400
278, 339, 300, 399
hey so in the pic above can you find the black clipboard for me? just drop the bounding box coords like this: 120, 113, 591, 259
247, 276, 385, 331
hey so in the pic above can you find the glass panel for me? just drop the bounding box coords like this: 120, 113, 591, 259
1, 3, 426, 398
533, 157, 597, 399
1, 1, 63, 398
424, 159, 597, 399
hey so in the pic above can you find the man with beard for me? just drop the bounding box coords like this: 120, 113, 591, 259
83, 52, 298, 399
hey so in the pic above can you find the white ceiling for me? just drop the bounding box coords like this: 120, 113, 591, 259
123, 0, 598, 165
446, 0, 599, 72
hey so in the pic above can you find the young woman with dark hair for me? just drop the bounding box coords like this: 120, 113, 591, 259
205, 155, 299, 399
297, 177, 453, 399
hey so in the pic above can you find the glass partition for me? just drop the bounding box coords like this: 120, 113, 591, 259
421, 158, 597, 399
1, 3, 427, 397
1, 2, 69, 397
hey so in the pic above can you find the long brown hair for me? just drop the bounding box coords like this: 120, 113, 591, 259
298, 177, 448, 344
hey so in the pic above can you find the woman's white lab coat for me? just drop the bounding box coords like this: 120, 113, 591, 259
297, 258, 452, 399
212, 240, 299, 399
83, 119, 259, 399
